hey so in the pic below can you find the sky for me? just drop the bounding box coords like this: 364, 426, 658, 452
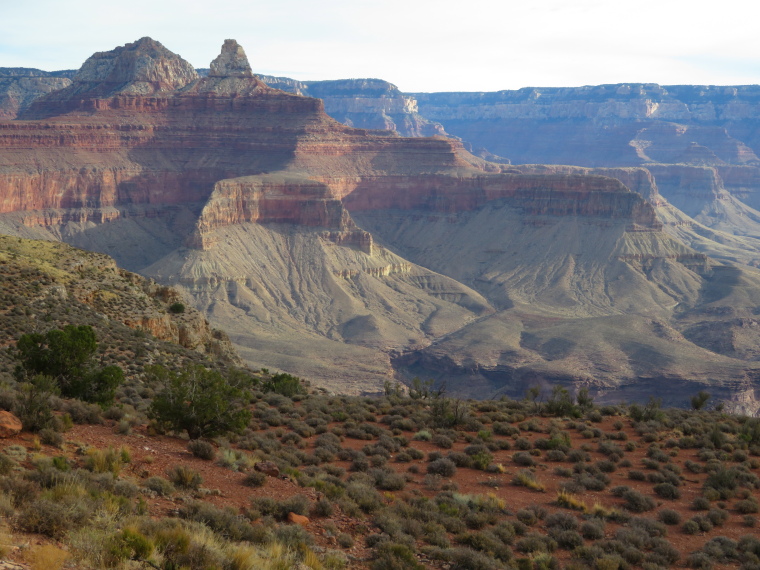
0, 0, 758, 93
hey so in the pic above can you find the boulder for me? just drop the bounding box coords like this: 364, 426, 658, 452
254, 461, 280, 477
287, 512, 309, 526
0, 411, 22, 438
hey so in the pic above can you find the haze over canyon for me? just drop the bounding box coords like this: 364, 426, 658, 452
3, 38, 760, 412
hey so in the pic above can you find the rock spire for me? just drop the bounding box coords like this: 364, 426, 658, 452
209, 39, 253, 78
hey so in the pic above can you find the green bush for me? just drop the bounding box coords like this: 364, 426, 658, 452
168, 302, 185, 314
14, 325, 123, 405
262, 372, 305, 397
148, 364, 252, 439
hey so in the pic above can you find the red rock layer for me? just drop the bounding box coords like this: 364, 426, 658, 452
341, 174, 660, 229
0, 41, 662, 254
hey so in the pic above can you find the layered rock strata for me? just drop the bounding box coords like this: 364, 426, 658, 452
2, 39, 760, 401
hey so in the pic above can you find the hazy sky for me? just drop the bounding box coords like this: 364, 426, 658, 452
1, 0, 757, 92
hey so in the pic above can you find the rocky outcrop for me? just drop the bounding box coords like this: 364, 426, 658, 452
343, 173, 660, 231
21, 37, 198, 118
0, 70, 72, 119
0, 411, 22, 437
258, 76, 448, 138
188, 174, 355, 249
209, 39, 253, 78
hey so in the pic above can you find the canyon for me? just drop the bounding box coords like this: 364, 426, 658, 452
2, 39, 760, 410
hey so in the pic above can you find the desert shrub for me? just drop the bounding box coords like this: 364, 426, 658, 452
431, 434, 453, 449
178, 501, 256, 542
686, 552, 714, 569
372, 542, 425, 570
622, 489, 656, 512
347, 483, 383, 513
412, 429, 432, 441
514, 437, 531, 450
736, 497, 760, 514
555, 490, 587, 512
704, 467, 741, 499
168, 302, 185, 314
15, 498, 91, 538
313, 497, 334, 517
493, 422, 519, 437
38, 428, 63, 448
567, 449, 590, 463
512, 452, 535, 467
553, 530, 583, 550
471, 451, 493, 471
546, 450, 566, 462
690, 515, 714, 533
574, 471, 609, 492
691, 497, 711, 511
372, 469, 406, 491
581, 519, 605, 540
517, 509, 538, 526
630, 516, 667, 538
407, 447, 424, 460
515, 533, 557, 554
658, 509, 681, 525
112, 479, 138, 498
654, 483, 681, 500
262, 372, 305, 397
351, 453, 370, 472
242, 471, 266, 488
85, 446, 129, 475
144, 476, 175, 496
428, 458, 456, 477
512, 470, 545, 492
545, 512, 579, 532
447, 452, 473, 468
554, 466, 572, 477
14, 375, 59, 432
187, 440, 215, 460
167, 465, 202, 490
707, 507, 729, 526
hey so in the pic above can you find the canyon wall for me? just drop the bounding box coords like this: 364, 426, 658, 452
412, 84, 760, 166
3, 38, 760, 402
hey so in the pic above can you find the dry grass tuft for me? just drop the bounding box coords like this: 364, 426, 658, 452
26, 544, 69, 570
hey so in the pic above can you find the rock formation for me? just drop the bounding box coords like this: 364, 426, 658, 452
2, 39, 760, 405
0, 69, 72, 119
258, 76, 448, 138
19, 37, 198, 119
